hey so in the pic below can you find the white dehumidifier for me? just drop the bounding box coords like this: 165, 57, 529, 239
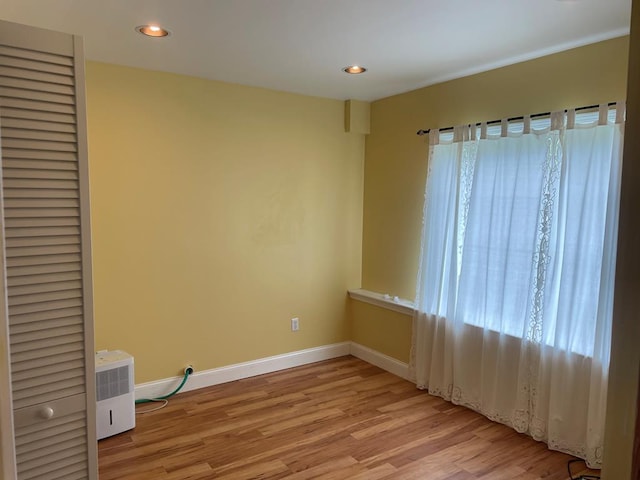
96, 350, 135, 440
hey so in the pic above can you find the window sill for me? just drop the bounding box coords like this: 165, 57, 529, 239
348, 289, 415, 316
349, 290, 595, 359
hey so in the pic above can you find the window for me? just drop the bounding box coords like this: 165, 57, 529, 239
418, 108, 623, 357
412, 105, 624, 466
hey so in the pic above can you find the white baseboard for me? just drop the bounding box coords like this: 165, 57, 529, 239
349, 342, 410, 380
135, 342, 351, 400
135, 341, 411, 400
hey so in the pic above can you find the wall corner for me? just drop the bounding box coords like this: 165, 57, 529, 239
344, 100, 371, 134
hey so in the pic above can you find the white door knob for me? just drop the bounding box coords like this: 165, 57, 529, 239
39, 407, 54, 419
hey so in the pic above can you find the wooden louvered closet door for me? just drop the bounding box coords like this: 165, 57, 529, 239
0, 20, 97, 479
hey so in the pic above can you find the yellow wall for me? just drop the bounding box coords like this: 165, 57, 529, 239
356, 36, 630, 361
86, 37, 631, 384
86, 62, 364, 383
350, 301, 412, 363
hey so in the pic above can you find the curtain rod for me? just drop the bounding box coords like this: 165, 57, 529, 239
415, 102, 618, 136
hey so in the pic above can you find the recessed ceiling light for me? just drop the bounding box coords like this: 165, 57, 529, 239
343, 65, 367, 75
136, 24, 170, 37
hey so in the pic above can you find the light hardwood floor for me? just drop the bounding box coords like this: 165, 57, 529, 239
98, 356, 600, 479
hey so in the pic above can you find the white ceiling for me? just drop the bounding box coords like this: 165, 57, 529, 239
0, 0, 632, 101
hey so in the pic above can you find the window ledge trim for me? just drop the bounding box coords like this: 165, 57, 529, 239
348, 289, 415, 316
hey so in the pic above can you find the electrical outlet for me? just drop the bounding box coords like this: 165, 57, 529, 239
291, 317, 299, 332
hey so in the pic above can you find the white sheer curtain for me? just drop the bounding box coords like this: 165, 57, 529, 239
411, 105, 624, 467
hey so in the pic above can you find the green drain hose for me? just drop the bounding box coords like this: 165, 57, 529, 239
135, 366, 193, 404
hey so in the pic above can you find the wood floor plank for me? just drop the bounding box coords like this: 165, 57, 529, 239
213, 459, 291, 480
164, 463, 214, 480
281, 456, 358, 480
98, 356, 600, 479
348, 462, 398, 479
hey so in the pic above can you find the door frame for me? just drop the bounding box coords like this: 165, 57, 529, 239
0, 131, 17, 480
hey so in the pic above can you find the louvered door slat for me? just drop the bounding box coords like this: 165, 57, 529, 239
12, 381, 85, 408
4, 171, 79, 183
16, 406, 87, 480
1, 97, 76, 114
12, 359, 84, 385
4, 172, 79, 186
0, 107, 75, 124
2, 127, 77, 142
17, 428, 84, 459
0, 45, 72, 65
49, 468, 87, 480
1, 116, 76, 132
12, 386, 85, 411
10, 329, 84, 351
7, 252, 82, 268
3, 178, 79, 190
15, 407, 84, 438
6, 244, 81, 258
16, 418, 90, 480
10, 350, 84, 373
4, 197, 79, 209
8, 289, 83, 308
0, 76, 76, 96
4, 158, 78, 173
21, 456, 86, 480
8, 270, 82, 288
4, 206, 80, 218
17, 437, 85, 467
7, 261, 81, 277
9, 307, 83, 327
13, 368, 84, 394
3, 138, 77, 152
10, 315, 82, 334
2, 148, 77, 162
3, 188, 79, 199
3, 159, 78, 171
1, 20, 95, 479
5, 219, 80, 231
0, 55, 74, 76
0, 45, 73, 66
11, 359, 84, 382
7, 237, 80, 251
8, 298, 83, 317
18, 444, 86, 477
6, 227, 81, 239
9, 280, 82, 297
0, 86, 74, 105
0, 66, 75, 87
